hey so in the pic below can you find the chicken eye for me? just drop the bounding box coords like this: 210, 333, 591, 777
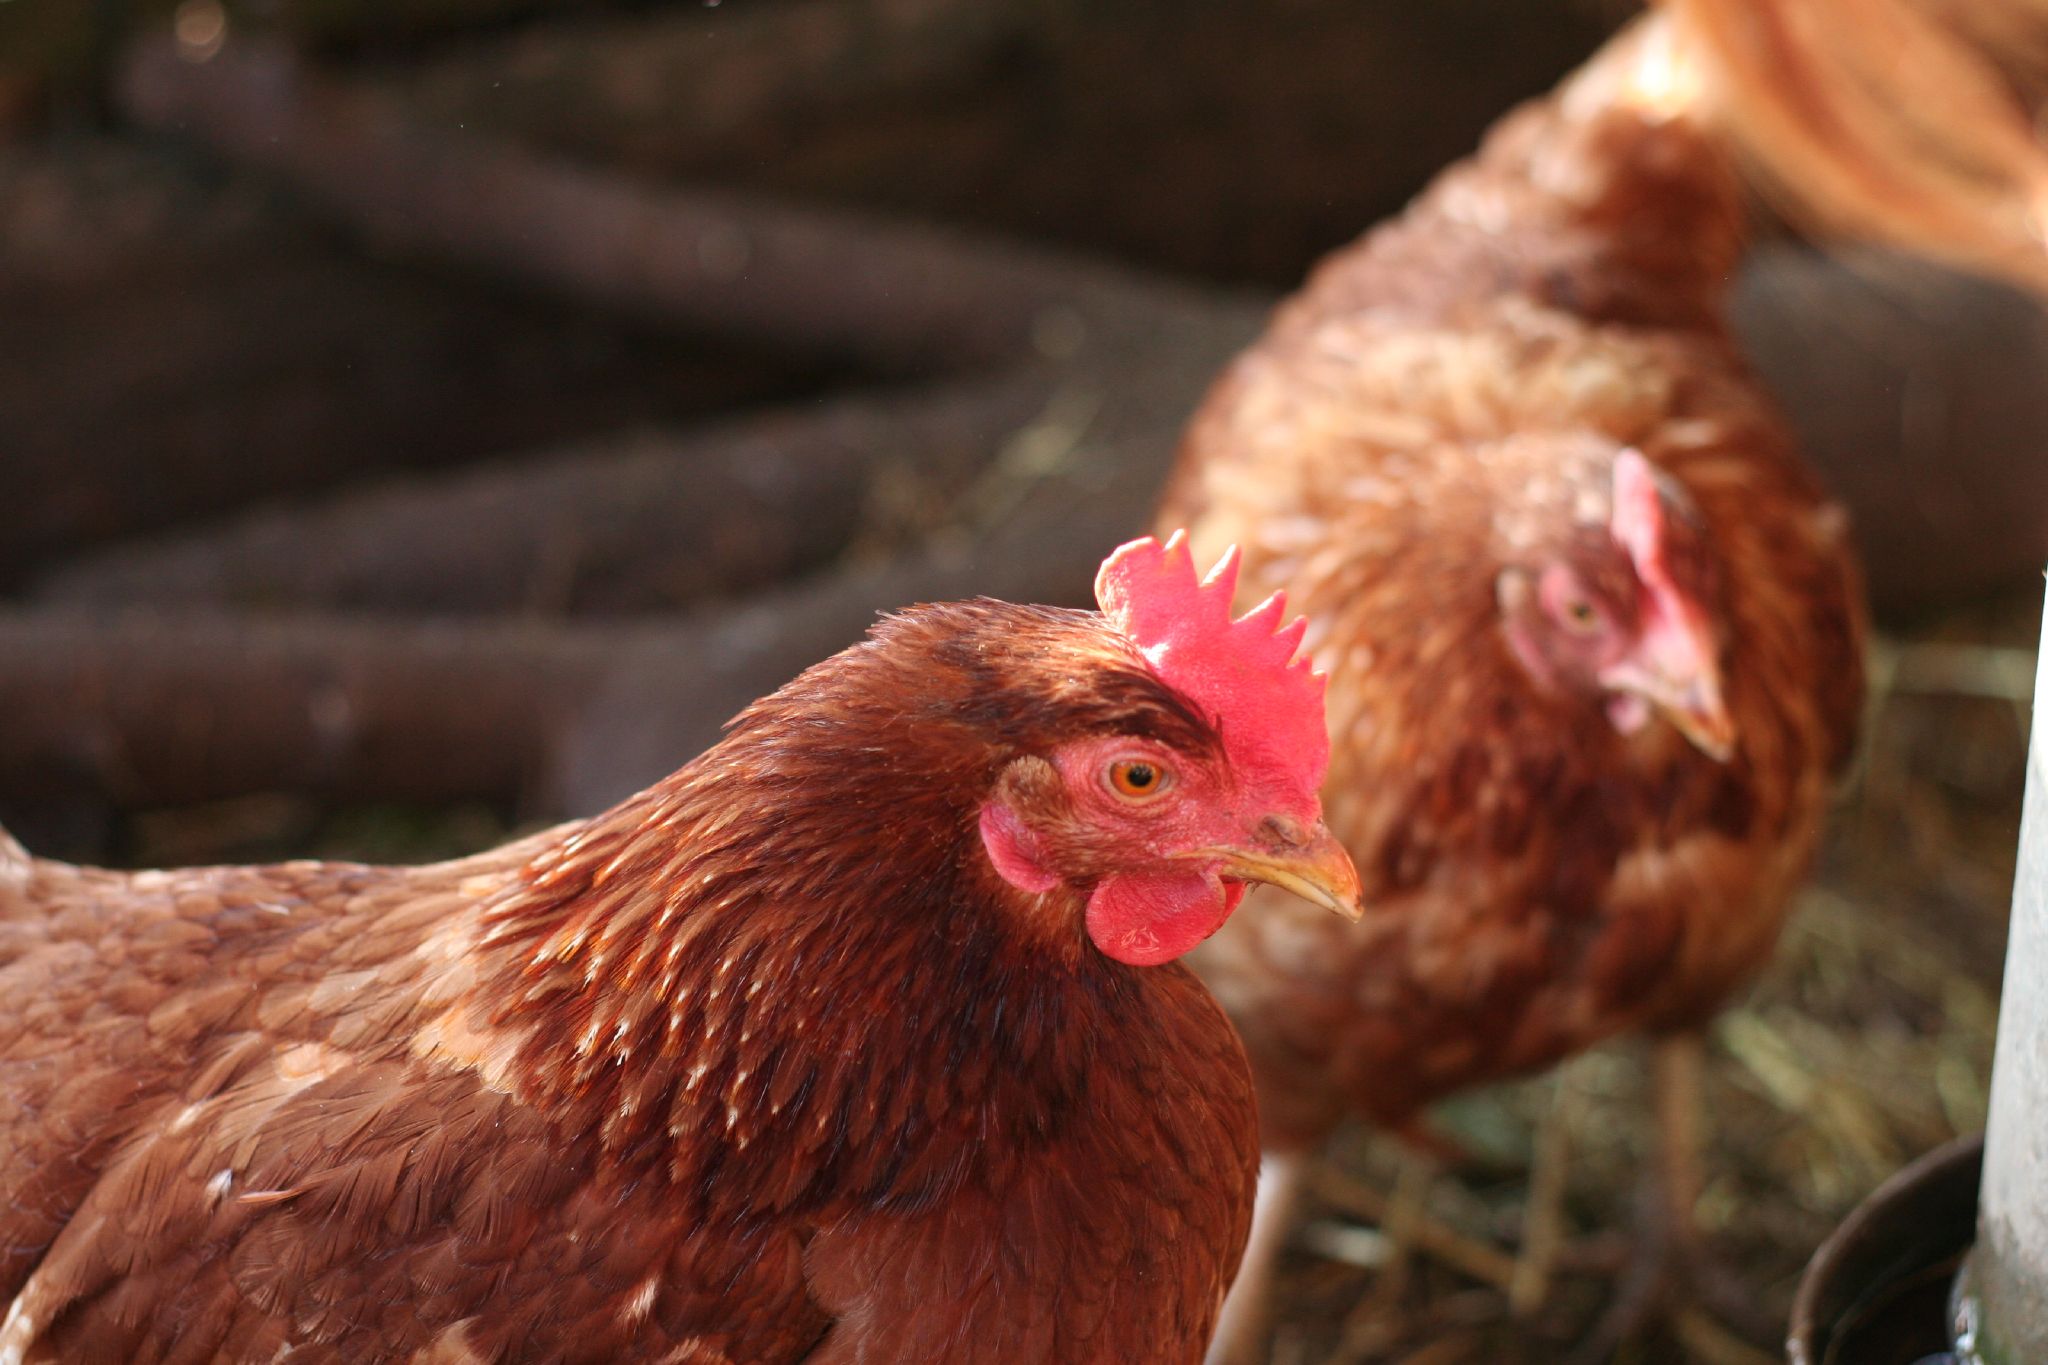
1106, 758, 1172, 802
1561, 597, 1603, 632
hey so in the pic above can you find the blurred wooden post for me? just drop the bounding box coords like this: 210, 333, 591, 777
1967, 577, 2048, 1362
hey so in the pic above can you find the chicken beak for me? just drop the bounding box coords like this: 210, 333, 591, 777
1202, 820, 1365, 921
1600, 613, 1736, 763
1658, 676, 1736, 762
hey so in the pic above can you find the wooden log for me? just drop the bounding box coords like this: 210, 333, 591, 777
382, 0, 1613, 289
31, 376, 1054, 615
0, 142, 818, 581
116, 32, 1178, 377
0, 609, 604, 813
396, 0, 1037, 163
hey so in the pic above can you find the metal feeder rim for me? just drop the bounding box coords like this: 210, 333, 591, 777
1788, 1132, 1985, 1365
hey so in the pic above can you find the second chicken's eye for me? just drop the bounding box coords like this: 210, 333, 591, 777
1107, 758, 1172, 802
1562, 597, 1603, 632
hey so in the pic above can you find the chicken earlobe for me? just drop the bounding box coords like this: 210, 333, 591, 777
979, 802, 1062, 894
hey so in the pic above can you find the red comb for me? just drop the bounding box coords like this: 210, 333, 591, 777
1611, 449, 1675, 595
1095, 532, 1331, 792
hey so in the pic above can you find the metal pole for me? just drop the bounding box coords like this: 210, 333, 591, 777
1963, 583, 2048, 1364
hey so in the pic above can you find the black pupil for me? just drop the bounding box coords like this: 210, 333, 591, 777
1124, 764, 1155, 789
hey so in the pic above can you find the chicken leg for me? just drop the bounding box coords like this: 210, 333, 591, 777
1572, 1032, 1772, 1364
1210, 1138, 1520, 1364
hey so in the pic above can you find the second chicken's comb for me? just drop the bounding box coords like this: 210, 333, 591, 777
1095, 532, 1331, 789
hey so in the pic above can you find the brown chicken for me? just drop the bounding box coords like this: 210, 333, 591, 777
0, 535, 1364, 1364
1171, 0, 2048, 1353
1158, 12, 1874, 1360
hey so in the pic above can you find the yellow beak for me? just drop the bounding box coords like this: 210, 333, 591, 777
1198, 821, 1365, 920
1599, 607, 1738, 764
1661, 681, 1737, 763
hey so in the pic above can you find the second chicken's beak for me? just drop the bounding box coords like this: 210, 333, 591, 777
1601, 612, 1737, 763
1656, 677, 1736, 762
1200, 820, 1365, 921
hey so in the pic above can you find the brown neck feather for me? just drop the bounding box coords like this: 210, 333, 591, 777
458, 616, 1154, 1220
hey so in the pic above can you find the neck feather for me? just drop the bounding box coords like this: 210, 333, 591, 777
460, 746, 1129, 1220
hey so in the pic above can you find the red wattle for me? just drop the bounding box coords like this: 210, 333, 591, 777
1085, 869, 1245, 967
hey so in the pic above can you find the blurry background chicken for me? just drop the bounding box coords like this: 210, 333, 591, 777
1, 0, 2044, 1362
1162, 0, 2048, 1360
0, 537, 1362, 1362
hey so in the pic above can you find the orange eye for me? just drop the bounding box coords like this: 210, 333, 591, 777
1106, 758, 1172, 802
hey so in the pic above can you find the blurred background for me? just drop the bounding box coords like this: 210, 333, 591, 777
0, 1, 2041, 1360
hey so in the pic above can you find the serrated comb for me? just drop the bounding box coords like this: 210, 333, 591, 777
1096, 531, 1331, 792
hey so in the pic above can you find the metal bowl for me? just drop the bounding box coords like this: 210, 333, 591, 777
1787, 1135, 1983, 1365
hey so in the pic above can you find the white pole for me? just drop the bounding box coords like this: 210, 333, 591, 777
1965, 583, 2048, 1362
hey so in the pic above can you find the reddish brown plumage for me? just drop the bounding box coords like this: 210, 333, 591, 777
1159, 14, 1867, 1151
0, 595, 1327, 1363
